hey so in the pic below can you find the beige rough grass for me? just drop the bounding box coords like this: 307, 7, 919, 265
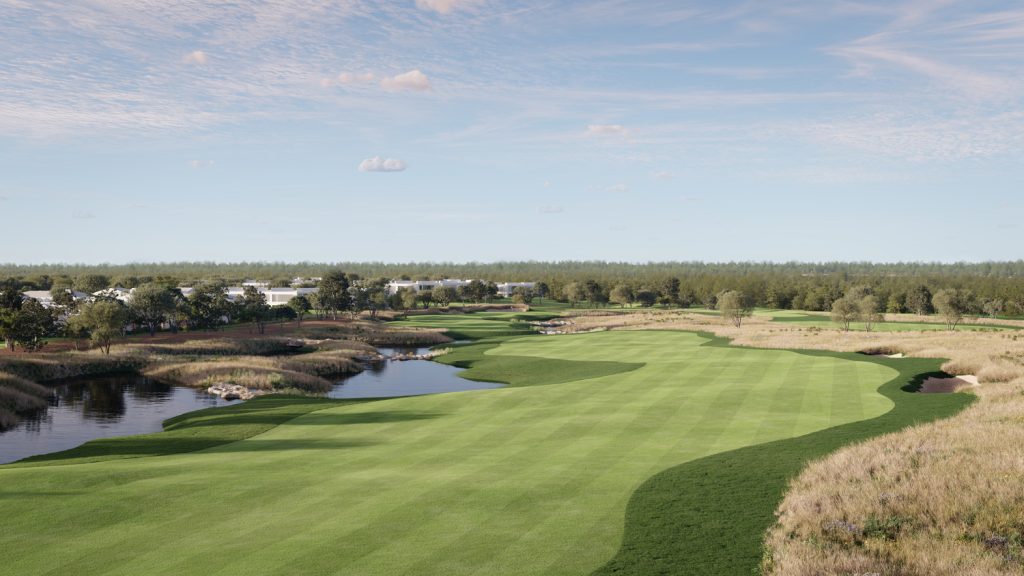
145, 357, 333, 394
565, 309, 1024, 575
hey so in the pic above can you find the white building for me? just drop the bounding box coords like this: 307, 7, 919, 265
223, 286, 317, 306
22, 289, 90, 308
92, 287, 133, 303
495, 282, 537, 298
386, 279, 472, 296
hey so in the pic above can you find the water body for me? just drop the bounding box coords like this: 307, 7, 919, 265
328, 346, 503, 399
0, 373, 239, 464
0, 346, 500, 464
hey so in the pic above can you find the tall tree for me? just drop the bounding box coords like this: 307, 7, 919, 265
933, 289, 972, 331
288, 294, 311, 325
830, 296, 860, 331
906, 285, 933, 315
659, 277, 680, 306
74, 274, 109, 294
432, 286, 455, 307
317, 271, 351, 320
609, 284, 634, 308
511, 286, 534, 305
718, 290, 754, 328
71, 300, 129, 354
858, 295, 883, 332
240, 286, 271, 334
130, 283, 178, 336
12, 299, 55, 352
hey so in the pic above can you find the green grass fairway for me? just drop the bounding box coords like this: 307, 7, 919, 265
392, 310, 552, 339
0, 330, 968, 575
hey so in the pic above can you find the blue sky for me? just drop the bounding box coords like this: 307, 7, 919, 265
0, 0, 1021, 263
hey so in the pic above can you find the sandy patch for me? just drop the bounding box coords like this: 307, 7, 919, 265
920, 374, 978, 393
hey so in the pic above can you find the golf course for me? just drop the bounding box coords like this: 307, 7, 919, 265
0, 317, 971, 575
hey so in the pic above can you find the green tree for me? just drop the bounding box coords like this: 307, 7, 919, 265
240, 286, 271, 334
288, 294, 311, 325
433, 286, 455, 307
609, 284, 634, 308
718, 290, 754, 328
187, 282, 231, 330
73, 300, 129, 354
74, 274, 109, 294
858, 295, 884, 332
830, 296, 860, 331
933, 288, 972, 331
635, 290, 658, 308
317, 271, 351, 320
511, 286, 534, 305
130, 283, 178, 336
659, 277, 680, 306
563, 282, 584, 307
535, 282, 549, 304
12, 299, 56, 352
399, 288, 418, 311
906, 285, 933, 315
982, 298, 1004, 318
886, 293, 905, 314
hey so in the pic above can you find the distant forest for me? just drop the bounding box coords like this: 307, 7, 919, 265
2, 261, 1024, 315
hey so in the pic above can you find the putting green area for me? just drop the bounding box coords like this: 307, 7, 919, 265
1, 330, 962, 575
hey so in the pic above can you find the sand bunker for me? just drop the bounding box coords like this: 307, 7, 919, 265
887, 353, 905, 358
920, 374, 978, 393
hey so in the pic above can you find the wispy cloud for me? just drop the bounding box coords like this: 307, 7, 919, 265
538, 204, 564, 214
189, 159, 214, 169
359, 157, 407, 172
606, 183, 630, 193
587, 124, 628, 137
380, 70, 432, 92
72, 210, 95, 220
415, 0, 478, 15
183, 50, 208, 65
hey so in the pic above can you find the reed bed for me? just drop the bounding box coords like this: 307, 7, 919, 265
145, 357, 333, 394
0, 371, 51, 430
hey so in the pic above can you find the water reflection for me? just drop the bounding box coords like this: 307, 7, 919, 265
0, 374, 238, 464
329, 347, 503, 399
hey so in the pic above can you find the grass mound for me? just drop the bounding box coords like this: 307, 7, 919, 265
145, 357, 334, 394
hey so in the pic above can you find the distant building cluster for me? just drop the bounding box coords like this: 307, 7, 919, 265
20, 278, 537, 308
385, 279, 536, 298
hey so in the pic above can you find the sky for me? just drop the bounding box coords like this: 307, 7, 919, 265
0, 0, 1022, 264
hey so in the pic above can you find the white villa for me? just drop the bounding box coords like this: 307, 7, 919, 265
385, 279, 536, 298
495, 282, 537, 298
386, 279, 472, 295
177, 286, 317, 307
21, 289, 90, 308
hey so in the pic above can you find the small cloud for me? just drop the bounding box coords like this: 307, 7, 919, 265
609, 225, 628, 232
183, 50, 208, 65
0, 195, 7, 201
337, 72, 376, 85
380, 70, 431, 92
651, 170, 674, 181
128, 203, 148, 209
606, 183, 630, 193
189, 159, 214, 169
538, 205, 564, 214
998, 222, 1018, 230
587, 124, 628, 137
543, 180, 551, 188
72, 210, 95, 220
681, 195, 703, 203
359, 156, 407, 172
415, 0, 474, 14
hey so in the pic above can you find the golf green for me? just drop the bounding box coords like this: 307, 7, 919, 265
1, 330, 939, 575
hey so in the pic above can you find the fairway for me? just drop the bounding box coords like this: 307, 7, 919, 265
4, 331, 905, 575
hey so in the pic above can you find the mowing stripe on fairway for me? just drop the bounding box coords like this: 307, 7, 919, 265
0, 329, 965, 576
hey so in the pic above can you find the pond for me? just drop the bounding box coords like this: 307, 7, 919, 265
0, 373, 239, 464
328, 346, 503, 399
0, 346, 501, 464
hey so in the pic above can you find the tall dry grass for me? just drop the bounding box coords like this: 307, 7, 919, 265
144, 357, 333, 394
0, 371, 51, 429
565, 309, 1024, 574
